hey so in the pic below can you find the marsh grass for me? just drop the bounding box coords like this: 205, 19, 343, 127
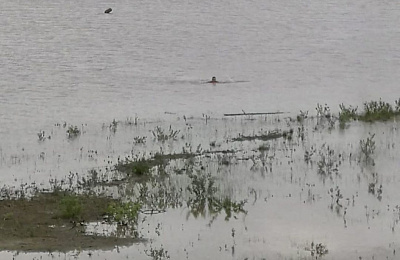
59, 194, 82, 219
317, 144, 339, 179
338, 104, 358, 128
359, 99, 399, 122
232, 130, 289, 142
115, 152, 198, 178
339, 99, 400, 125
309, 242, 329, 258
106, 201, 141, 226
152, 126, 180, 141
360, 133, 376, 163
67, 125, 81, 138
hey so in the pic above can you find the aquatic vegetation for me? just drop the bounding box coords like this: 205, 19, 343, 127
338, 104, 358, 128
37, 130, 46, 141
186, 171, 246, 222
308, 242, 329, 258
359, 133, 376, 163
59, 194, 82, 219
209, 197, 247, 221
105, 201, 141, 226
152, 126, 180, 141
0, 190, 137, 251
133, 136, 147, 144
317, 144, 339, 180
304, 146, 316, 164
315, 103, 331, 118
296, 110, 308, 123
66, 125, 80, 138
127, 160, 152, 176
329, 186, 343, 207
110, 119, 118, 132
359, 99, 399, 122
145, 246, 170, 260
2, 106, 400, 257
115, 152, 197, 178
232, 129, 289, 142
258, 143, 270, 151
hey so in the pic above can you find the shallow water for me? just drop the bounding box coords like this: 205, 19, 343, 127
1, 0, 400, 259
1, 116, 400, 260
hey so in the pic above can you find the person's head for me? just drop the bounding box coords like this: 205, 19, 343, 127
212, 76, 216, 82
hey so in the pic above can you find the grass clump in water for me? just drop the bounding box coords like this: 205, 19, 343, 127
358, 99, 400, 122
338, 104, 358, 128
59, 194, 82, 219
106, 201, 142, 226
67, 125, 81, 138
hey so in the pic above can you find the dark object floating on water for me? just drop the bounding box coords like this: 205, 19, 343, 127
104, 8, 112, 13
208, 76, 218, 84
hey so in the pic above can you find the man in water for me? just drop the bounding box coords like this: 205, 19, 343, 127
208, 76, 218, 83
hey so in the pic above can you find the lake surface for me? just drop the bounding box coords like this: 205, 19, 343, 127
1, 0, 400, 131
1, 0, 400, 259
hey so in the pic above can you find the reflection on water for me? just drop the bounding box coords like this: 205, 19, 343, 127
0, 114, 400, 259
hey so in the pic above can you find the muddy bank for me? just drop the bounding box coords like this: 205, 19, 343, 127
0, 192, 140, 252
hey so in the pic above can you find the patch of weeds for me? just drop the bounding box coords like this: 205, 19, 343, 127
304, 146, 316, 164
67, 125, 80, 138
133, 136, 147, 144
110, 119, 118, 132
360, 133, 375, 163
258, 143, 270, 152
186, 171, 246, 222
232, 129, 289, 142
37, 130, 47, 141
297, 110, 308, 123
297, 125, 306, 141
115, 152, 197, 178
282, 128, 294, 141
368, 172, 383, 201
3, 212, 14, 220
115, 159, 153, 177
317, 144, 339, 180
329, 186, 343, 207
395, 98, 400, 112
59, 194, 82, 220
105, 201, 141, 226
145, 246, 170, 260
152, 126, 180, 142
316, 103, 331, 118
77, 169, 105, 189
209, 198, 247, 221
125, 116, 139, 126
359, 99, 399, 122
130, 160, 152, 176
308, 241, 328, 258
338, 104, 358, 128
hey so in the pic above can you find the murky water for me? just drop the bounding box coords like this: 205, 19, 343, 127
1, 116, 400, 259
1, 0, 400, 259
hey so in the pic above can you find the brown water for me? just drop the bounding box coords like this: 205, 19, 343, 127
1, 0, 400, 259
1, 115, 400, 259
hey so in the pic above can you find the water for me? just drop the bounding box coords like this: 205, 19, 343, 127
2, 0, 400, 130
1, 0, 400, 259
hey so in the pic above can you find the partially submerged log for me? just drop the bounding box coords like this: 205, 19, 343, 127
224, 111, 286, 117
104, 8, 112, 13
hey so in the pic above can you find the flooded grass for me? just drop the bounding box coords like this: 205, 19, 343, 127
0, 191, 141, 252
1, 99, 400, 259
